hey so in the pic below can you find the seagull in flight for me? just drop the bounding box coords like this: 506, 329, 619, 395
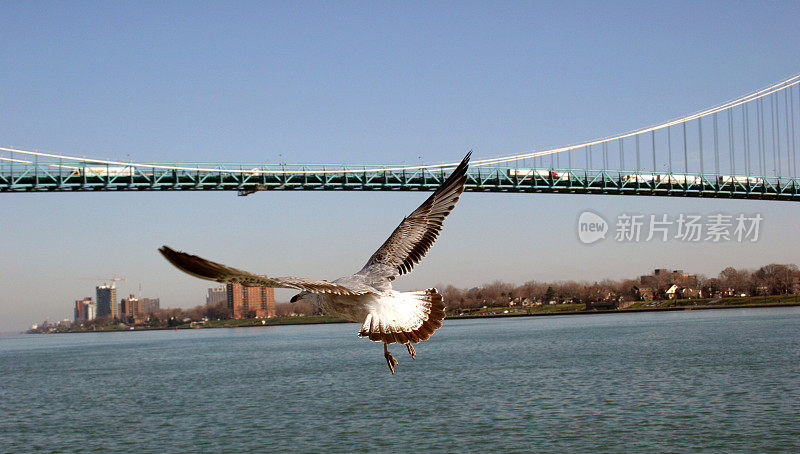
159, 153, 470, 373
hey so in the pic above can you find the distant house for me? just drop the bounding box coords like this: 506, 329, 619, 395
665, 284, 679, 299
633, 286, 655, 301
701, 284, 726, 298
678, 287, 702, 299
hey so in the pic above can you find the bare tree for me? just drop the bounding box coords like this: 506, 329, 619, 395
719, 267, 751, 294
753, 264, 800, 295
205, 302, 232, 320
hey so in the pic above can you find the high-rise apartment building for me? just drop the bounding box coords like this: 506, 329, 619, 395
206, 286, 227, 305
226, 283, 275, 319
120, 294, 137, 320
96, 284, 118, 319
139, 297, 160, 314
120, 294, 160, 321
74, 297, 96, 321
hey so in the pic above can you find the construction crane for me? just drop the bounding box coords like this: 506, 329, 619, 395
79, 275, 126, 287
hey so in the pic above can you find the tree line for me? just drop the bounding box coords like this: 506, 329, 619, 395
438, 263, 799, 311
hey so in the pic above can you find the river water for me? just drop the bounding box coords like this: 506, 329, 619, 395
1, 308, 798, 452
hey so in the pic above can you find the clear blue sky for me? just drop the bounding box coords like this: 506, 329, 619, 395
2, 1, 799, 331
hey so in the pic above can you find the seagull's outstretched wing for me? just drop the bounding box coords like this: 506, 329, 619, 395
159, 246, 371, 296
359, 152, 470, 282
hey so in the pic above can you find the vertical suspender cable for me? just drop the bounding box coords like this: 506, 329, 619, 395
763, 97, 767, 175
587, 145, 592, 170
698, 117, 705, 176
556, 146, 560, 169
682, 121, 688, 174
651, 130, 656, 173
758, 98, 765, 176
768, 95, 774, 175
792, 84, 797, 178
568, 147, 572, 171
727, 109, 735, 174
784, 89, 790, 178
755, 99, 760, 175
774, 93, 781, 176
713, 112, 719, 176
668, 125, 673, 173
635, 134, 641, 172
744, 104, 750, 175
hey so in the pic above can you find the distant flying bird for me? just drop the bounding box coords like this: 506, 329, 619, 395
159, 153, 470, 374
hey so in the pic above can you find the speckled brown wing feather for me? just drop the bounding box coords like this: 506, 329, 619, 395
359, 152, 470, 281
159, 246, 370, 295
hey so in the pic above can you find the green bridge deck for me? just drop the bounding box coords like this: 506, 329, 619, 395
1, 162, 799, 201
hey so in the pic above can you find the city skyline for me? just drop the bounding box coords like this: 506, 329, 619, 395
2, 1, 800, 331
67, 282, 161, 324
62, 281, 274, 327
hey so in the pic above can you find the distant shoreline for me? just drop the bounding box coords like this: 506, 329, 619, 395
27, 300, 800, 334
448, 301, 800, 320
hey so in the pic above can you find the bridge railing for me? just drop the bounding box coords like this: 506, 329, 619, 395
2, 159, 799, 199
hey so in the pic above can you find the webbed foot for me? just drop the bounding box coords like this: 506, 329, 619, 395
383, 343, 399, 374
406, 343, 416, 359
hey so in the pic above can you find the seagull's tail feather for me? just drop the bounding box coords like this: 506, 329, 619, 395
358, 288, 445, 344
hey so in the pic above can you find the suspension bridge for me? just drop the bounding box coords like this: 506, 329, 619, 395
2, 74, 800, 201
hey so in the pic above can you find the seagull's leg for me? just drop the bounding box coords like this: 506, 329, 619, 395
383, 342, 398, 374
406, 343, 416, 359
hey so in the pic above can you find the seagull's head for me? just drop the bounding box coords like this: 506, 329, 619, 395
290, 291, 311, 304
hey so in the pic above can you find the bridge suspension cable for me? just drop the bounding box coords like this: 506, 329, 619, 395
1, 73, 799, 174
477, 73, 800, 167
